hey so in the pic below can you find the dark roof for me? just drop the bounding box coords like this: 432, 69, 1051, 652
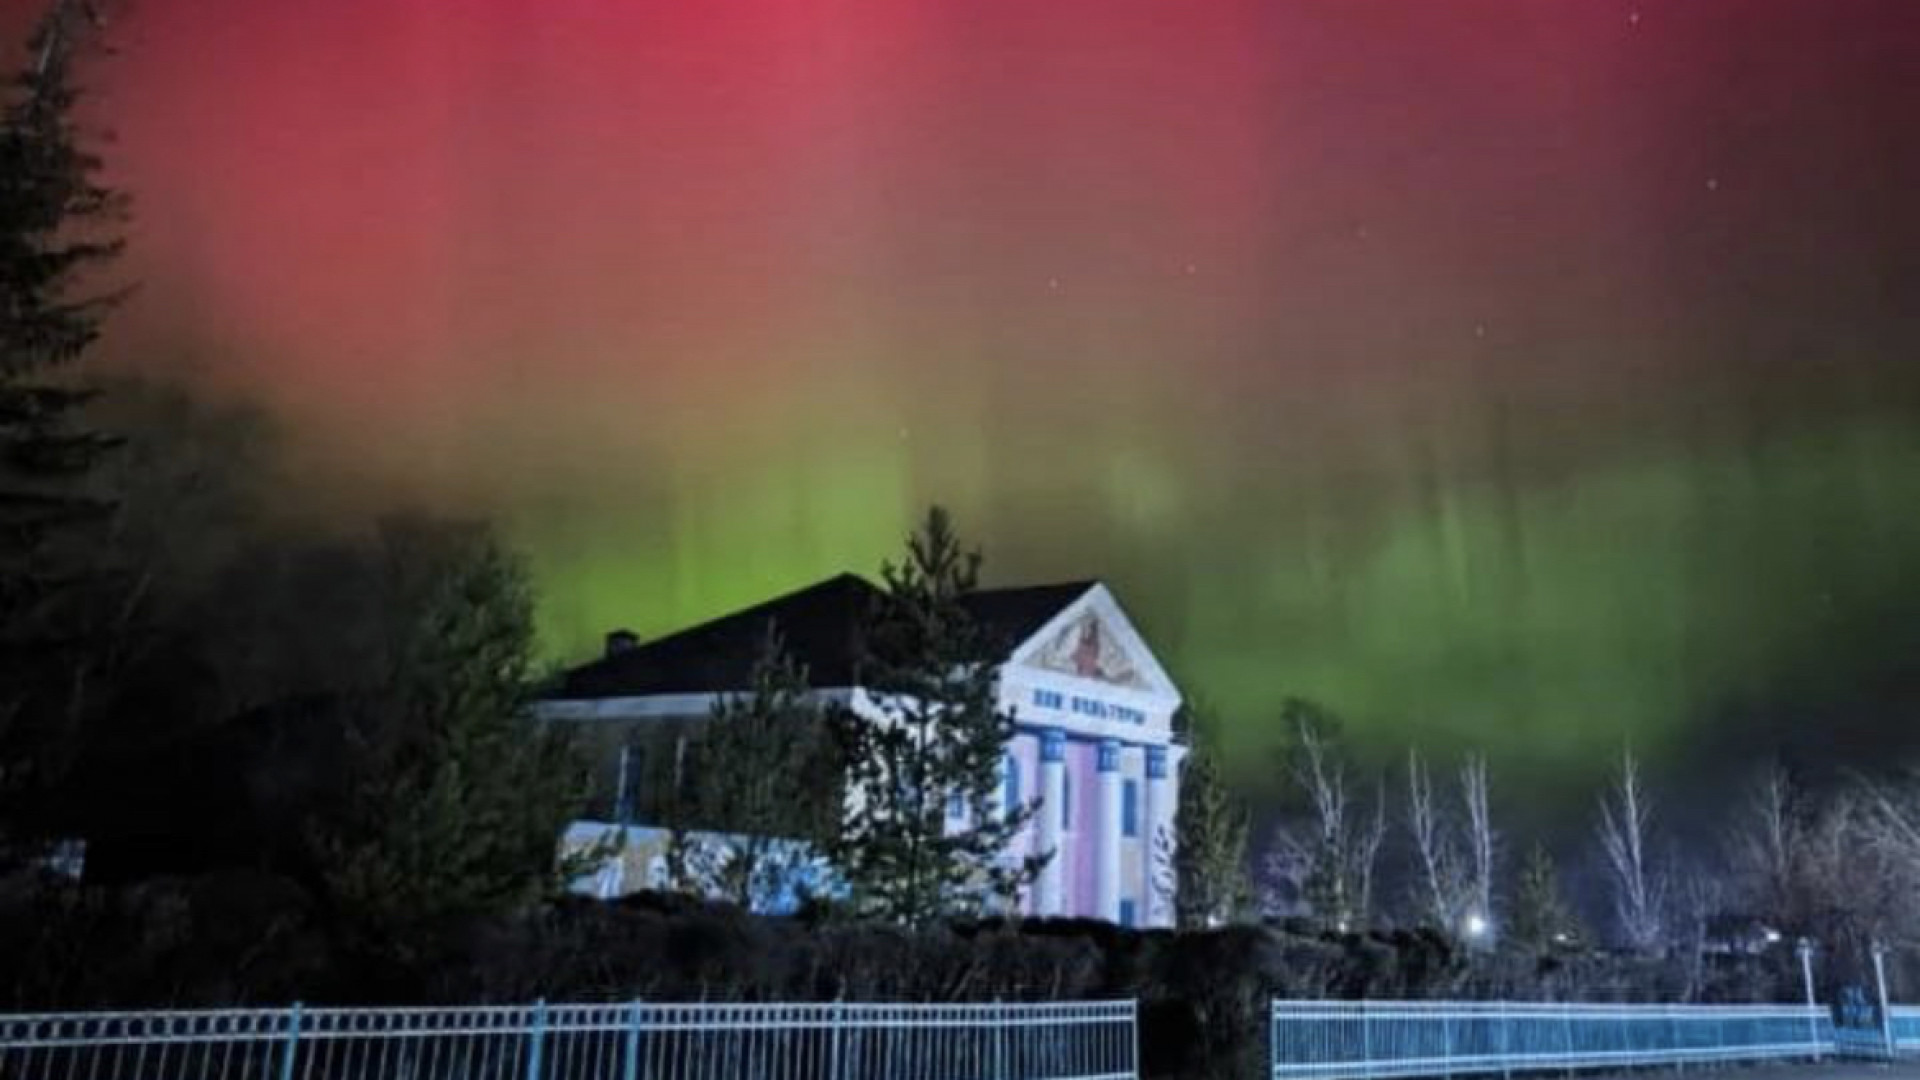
549, 572, 1096, 700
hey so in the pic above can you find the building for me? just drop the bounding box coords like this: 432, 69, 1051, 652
537, 572, 1186, 926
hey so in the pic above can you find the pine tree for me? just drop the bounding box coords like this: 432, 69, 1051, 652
826, 507, 1042, 926
687, 623, 839, 908
315, 519, 586, 940
1510, 842, 1580, 953
0, 1, 130, 864
1162, 705, 1250, 929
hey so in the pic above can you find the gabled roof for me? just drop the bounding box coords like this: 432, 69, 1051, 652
549, 573, 1097, 700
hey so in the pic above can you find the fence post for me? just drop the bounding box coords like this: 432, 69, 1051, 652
278, 1002, 303, 1080
1561, 1002, 1574, 1078
1874, 943, 1895, 1061
622, 1000, 642, 1080
1362, 1002, 1374, 1080
1797, 939, 1821, 1063
1129, 999, 1140, 1080
828, 998, 845, 1080
1498, 1000, 1511, 1080
527, 999, 548, 1080
1668, 1004, 1682, 1073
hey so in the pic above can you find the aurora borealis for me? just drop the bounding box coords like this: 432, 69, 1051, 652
53, 1, 1920, 800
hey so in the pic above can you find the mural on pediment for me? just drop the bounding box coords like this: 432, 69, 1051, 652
1032, 612, 1151, 690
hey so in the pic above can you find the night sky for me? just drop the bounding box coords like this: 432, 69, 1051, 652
49, 1, 1920, 804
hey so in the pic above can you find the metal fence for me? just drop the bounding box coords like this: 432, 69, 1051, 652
1269, 1001, 1831, 1080
0, 1000, 1138, 1080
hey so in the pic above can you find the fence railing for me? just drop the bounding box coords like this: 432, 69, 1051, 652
0, 999, 1138, 1080
1269, 1001, 1831, 1080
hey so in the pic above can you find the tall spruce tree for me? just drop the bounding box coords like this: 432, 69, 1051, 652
0, 1, 129, 864
827, 507, 1042, 926
1161, 704, 1251, 928
687, 623, 839, 908
1509, 842, 1580, 952
315, 519, 585, 940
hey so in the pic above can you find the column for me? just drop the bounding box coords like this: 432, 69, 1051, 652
1097, 739, 1122, 923
1143, 744, 1171, 927
1037, 727, 1067, 917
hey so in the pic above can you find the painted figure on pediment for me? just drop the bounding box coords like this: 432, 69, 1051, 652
1037, 612, 1148, 689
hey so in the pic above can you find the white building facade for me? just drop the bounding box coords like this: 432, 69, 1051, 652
538, 575, 1186, 927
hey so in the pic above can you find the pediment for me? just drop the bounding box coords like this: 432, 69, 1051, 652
1028, 609, 1153, 691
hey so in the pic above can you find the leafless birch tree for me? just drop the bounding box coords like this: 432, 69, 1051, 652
1596, 748, 1665, 951
1406, 748, 1467, 930
1405, 749, 1496, 939
1268, 711, 1385, 930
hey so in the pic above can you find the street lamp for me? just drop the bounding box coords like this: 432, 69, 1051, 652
1463, 912, 1490, 941
1797, 938, 1822, 1063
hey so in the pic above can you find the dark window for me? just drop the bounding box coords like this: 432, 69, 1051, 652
1122, 778, 1139, 838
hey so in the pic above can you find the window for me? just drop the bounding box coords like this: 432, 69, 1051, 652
947, 792, 966, 821
1062, 769, 1073, 831
1004, 754, 1022, 813
1119, 899, 1136, 928
1122, 778, 1139, 838
612, 745, 636, 823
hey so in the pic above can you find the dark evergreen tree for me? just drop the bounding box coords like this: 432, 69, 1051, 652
686, 623, 839, 908
314, 519, 586, 941
826, 507, 1042, 926
1509, 842, 1580, 953
1161, 704, 1251, 929
0, 1, 130, 865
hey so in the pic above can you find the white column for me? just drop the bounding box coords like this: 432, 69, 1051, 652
1037, 727, 1067, 917
1097, 739, 1122, 923
1143, 743, 1171, 927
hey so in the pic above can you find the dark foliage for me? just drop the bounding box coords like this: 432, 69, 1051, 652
828, 507, 1042, 924
1, 873, 1796, 1080
0, 0, 129, 865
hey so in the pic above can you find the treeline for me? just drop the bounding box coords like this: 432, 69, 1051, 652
0, 3, 587, 967
1168, 702, 1920, 997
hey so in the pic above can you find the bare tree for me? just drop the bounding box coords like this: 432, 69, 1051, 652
1729, 765, 1797, 922
1403, 749, 1497, 940
1460, 753, 1496, 930
1596, 748, 1665, 951
1848, 772, 1920, 949
1858, 771, 1920, 870
1272, 709, 1384, 931
1406, 749, 1469, 932
1353, 782, 1388, 927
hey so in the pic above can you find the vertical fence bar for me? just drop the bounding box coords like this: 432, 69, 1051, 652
1361, 1002, 1374, 1080
277, 1002, 303, 1080
621, 1000, 642, 1080
1498, 1000, 1511, 1080
526, 999, 548, 1080
827, 999, 844, 1080
1874, 944, 1895, 1062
